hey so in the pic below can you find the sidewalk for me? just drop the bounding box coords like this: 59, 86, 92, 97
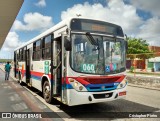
126, 72, 160, 91
126, 69, 160, 77
0, 64, 16, 81
0, 66, 62, 120
127, 72, 160, 78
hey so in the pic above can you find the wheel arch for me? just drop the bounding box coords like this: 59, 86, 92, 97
41, 75, 51, 92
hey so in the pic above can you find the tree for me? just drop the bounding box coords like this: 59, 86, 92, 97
126, 37, 153, 59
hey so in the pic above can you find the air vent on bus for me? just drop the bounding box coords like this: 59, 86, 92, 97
89, 87, 101, 90
93, 92, 113, 99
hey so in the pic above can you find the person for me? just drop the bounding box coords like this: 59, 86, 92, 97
5, 62, 11, 81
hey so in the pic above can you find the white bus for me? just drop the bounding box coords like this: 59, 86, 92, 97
14, 18, 128, 106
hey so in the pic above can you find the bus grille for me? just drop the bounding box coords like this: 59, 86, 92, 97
93, 92, 113, 99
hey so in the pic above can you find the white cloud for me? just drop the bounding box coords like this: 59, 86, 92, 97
35, 0, 46, 7
130, 0, 160, 17
61, 0, 160, 46
137, 17, 160, 45
61, 0, 143, 35
13, 12, 53, 32
1, 32, 24, 52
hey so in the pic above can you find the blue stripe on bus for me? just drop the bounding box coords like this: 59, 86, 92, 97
62, 84, 73, 90
85, 83, 118, 92
31, 75, 41, 80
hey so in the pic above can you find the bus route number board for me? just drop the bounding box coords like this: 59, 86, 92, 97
81, 64, 95, 73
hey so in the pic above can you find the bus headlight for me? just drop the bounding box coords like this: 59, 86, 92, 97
69, 78, 87, 91
117, 80, 127, 89
74, 82, 78, 87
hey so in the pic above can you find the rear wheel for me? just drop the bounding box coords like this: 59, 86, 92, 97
43, 81, 52, 103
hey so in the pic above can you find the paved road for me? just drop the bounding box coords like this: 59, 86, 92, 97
127, 86, 160, 110
25, 80, 160, 120
52, 86, 160, 120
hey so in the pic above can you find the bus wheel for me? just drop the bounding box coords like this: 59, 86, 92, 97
43, 81, 52, 103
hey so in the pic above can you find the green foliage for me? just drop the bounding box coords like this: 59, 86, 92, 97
126, 37, 154, 59
0, 59, 12, 63
130, 66, 134, 72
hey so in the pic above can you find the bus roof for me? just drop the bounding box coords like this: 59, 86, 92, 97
14, 17, 122, 51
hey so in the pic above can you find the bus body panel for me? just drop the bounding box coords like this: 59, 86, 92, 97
31, 60, 51, 91
14, 17, 127, 106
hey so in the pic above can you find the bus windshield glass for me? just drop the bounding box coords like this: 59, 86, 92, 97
71, 34, 126, 75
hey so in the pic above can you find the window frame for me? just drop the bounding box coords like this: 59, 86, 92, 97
32, 39, 42, 61
42, 34, 52, 60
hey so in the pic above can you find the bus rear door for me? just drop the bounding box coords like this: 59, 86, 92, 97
25, 48, 31, 86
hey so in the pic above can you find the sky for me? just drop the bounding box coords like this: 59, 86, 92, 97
0, 0, 160, 59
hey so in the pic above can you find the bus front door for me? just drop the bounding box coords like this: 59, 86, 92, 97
26, 49, 31, 85
53, 35, 67, 103
60, 34, 68, 103
53, 38, 62, 97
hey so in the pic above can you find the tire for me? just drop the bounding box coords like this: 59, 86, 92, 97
43, 81, 52, 103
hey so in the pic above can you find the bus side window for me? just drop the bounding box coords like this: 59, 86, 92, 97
32, 43, 36, 60
33, 40, 41, 60
23, 47, 26, 61
19, 49, 23, 61
42, 35, 51, 59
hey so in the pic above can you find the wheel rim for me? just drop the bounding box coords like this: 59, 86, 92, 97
44, 85, 50, 100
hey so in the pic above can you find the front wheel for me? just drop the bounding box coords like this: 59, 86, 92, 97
43, 81, 52, 103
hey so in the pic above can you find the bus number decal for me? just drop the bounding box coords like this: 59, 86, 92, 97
81, 64, 95, 73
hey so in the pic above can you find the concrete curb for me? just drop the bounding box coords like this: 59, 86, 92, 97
128, 84, 160, 91
127, 73, 160, 79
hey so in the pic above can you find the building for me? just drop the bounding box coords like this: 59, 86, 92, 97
148, 46, 160, 72
127, 46, 160, 72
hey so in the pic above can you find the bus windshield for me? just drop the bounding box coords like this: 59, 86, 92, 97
71, 33, 126, 75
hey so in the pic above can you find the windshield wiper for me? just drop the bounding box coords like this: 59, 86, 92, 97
86, 32, 98, 45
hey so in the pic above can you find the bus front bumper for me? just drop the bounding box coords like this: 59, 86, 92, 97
67, 87, 127, 106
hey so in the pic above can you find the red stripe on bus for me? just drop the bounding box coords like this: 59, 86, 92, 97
65, 75, 126, 85
15, 69, 52, 80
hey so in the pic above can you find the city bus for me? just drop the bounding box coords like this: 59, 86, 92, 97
14, 18, 128, 106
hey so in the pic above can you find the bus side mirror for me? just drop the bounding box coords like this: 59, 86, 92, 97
64, 37, 72, 51
124, 34, 128, 51
125, 41, 128, 51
